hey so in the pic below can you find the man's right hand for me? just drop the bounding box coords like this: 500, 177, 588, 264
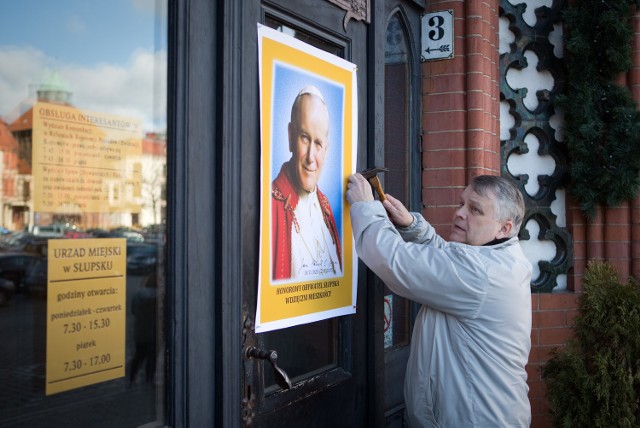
346, 173, 375, 204
382, 194, 414, 228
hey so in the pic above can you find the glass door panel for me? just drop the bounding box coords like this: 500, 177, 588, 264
0, 1, 168, 426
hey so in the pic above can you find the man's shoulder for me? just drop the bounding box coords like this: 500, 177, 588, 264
472, 238, 531, 271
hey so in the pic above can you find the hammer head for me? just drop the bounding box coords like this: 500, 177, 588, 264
358, 166, 389, 201
359, 166, 389, 179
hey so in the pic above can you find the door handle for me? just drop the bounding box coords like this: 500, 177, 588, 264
244, 346, 292, 390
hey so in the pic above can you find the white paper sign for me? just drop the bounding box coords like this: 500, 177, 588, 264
421, 10, 454, 61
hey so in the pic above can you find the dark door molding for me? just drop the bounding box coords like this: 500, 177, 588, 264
167, 0, 221, 426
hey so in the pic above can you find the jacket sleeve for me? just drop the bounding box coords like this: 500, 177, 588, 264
350, 201, 488, 318
396, 212, 447, 247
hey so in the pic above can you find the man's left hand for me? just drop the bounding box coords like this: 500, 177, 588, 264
346, 173, 374, 204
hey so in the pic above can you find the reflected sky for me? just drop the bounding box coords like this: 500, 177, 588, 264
0, 0, 167, 132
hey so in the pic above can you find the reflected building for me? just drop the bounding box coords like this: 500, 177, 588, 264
1, 116, 29, 231
0, 72, 166, 233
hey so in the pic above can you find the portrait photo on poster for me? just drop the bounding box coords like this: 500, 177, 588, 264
256, 24, 358, 333
270, 64, 345, 283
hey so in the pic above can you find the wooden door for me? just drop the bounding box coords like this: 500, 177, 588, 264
237, 1, 370, 426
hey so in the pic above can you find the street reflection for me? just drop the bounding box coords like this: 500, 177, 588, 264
0, 0, 167, 425
0, 269, 164, 427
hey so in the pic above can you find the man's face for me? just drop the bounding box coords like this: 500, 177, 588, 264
288, 95, 329, 193
449, 186, 510, 245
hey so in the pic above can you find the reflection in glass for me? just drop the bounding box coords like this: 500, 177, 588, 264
263, 319, 337, 390
0, 1, 167, 426
265, 16, 344, 57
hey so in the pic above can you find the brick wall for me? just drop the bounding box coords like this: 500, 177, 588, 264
422, 2, 640, 427
527, 292, 579, 427
422, 0, 500, 234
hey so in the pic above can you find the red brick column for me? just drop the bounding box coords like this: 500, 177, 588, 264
528, 293, 580, 428
632, 197, 640, 279
586, 207, 604, 261
630, 11, 640, 279
567, 194, 587, 292
463, 0, 500, 179
421, 0, 500, 236
604, 204, 631, 280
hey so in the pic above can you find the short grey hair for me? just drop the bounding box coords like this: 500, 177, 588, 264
470, 175, 525, 238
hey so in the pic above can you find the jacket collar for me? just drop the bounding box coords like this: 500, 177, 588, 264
483, 237, 510, 246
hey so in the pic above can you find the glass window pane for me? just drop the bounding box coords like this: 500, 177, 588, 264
0, 1, 168, 426
265, 16, 343, 57
263, 319, 337, 391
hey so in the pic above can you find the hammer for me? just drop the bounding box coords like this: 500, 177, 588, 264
360, 166, 389, 202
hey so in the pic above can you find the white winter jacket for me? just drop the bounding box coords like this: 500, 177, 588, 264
351, 201, 532, 427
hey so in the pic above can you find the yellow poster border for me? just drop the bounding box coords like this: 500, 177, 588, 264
256, 25, 358, 332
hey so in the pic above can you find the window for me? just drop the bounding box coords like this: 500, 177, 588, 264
0, 2, 168, 425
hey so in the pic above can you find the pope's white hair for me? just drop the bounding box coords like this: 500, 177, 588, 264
290, 85, 328, 124
296, 85, 325, 103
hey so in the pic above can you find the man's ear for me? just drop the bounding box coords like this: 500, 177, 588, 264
496, 220, 513, 239
288, 122, 295, 152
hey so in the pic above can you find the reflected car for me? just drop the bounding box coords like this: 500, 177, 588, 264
0, 253, 41, 293
32, 224, 65, 238
142, 224, 165, 244
24, 258, 48, 298
127, 243, 158, 275
108, 228, 145, 243
0, 233, 49, 256
64, 230, 92, 239
0, 232, 33, 251
86, 228, 110, 238
0, 278, 16, 306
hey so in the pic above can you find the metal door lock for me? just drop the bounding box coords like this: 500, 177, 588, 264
244, 346, 292, 390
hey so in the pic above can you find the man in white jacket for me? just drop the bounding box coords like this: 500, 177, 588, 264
347, 174, 532, 427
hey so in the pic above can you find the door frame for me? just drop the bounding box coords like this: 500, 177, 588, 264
167, 0, 226, 426
376, 1, 425, 423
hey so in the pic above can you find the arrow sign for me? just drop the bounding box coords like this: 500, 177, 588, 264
421, 10, 454, 61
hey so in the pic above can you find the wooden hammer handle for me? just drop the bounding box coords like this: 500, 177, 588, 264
367, 176, 387, 202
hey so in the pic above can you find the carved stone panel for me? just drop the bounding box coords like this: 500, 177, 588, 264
325, 0, 370, 30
